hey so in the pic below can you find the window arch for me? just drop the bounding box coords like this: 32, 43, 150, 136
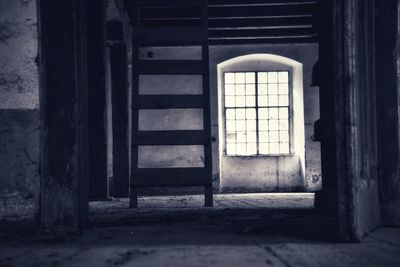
217, 54, 305, 160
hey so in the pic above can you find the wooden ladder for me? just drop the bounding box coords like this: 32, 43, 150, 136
129, 0, 213, 208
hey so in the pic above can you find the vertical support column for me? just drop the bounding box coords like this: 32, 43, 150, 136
87, 0, 108, 200
130, 7, 140, 208
202, 1, 213, 207
107, 21, 130, 198
375, 0, 400, 226
38, 0, 89, 231
315, 0, 338, 214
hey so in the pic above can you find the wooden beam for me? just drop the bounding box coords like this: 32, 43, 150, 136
87, 0, 108, 200
208, 16, 313, 29
108, 21, 129, 198
38, 0, 89, 231
209, 36, 317, 45
132, 130, 209, 145
124, 0, 206, 8
132, 168, 210, 186
132, 60, 206, 74
135, 27, 206, 46
209, 27, 315, 38
132, 95, 207, 109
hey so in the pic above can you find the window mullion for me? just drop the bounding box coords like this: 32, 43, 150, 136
255, 72, 260, 155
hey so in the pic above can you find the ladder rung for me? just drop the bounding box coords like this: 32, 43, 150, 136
125, 0, 206, 8
132, 95, 207, 109
133, 130, 209, 145
132, 167, 210, 186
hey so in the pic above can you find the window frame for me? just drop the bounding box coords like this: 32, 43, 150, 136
223, 70, 294, 157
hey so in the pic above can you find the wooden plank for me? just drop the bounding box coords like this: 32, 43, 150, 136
208, 16, 313, 29
209, 36, 317, 45
132, 95, 206, 109
125, 0, 206, 8
135, 27, 206, 46
109, 29, 129, 198
133, 130, 209, 145
209, 27, 315, 38
38, 0, 89, 231
208, 3, 315, 18
132, 60, 206, 74
208, 0, 316, 6
132, 168, 210, 186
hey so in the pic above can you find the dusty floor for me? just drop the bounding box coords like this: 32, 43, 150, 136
1, 193, 400, 267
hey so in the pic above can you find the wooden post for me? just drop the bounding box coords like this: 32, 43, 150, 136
87, 0, 108, 200
38, 0, 89, 231
375, 0, 400, 226
107, 21, 130, 198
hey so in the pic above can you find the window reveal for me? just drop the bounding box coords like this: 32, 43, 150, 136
224, 71, 290, 156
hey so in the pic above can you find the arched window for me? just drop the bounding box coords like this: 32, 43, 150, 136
218, 54, 304, 161
223, 71, 291, 155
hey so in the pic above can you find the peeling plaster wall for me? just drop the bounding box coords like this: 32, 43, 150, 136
0, 0, 39, 215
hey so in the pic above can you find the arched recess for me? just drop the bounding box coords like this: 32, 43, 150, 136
217, 54, 305, 192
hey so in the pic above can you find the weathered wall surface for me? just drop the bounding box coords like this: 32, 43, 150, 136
0, 0, 39, 216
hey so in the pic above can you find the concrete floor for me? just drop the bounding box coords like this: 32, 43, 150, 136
1, 193, 400, 267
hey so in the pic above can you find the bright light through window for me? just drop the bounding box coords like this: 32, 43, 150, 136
224, 71, 290, 156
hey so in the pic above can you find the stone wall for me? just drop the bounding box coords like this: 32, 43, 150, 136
0, 0, 39, 217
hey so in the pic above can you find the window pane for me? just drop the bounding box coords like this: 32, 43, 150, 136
270, 131, 279, 142
278, 83, 289, 95
247, 120, 256, 131
268, 108, 279, 119
246, 108, 256, 119
258, 72, 268, 83
246, 72, 255, 83
259, 131, 269, 142
237, 132, 246, 143
226, 143, 236, 155
258, 96, 268, 106
258, 84, 268, 95
226, 120, 235, 131
225, 96, 235, 107
226, 132, 236, 143
258, 108, 268, 119
278, 72, 289, 83
246, 95, 256, 107
280, 142, 290, 154
247, 131, 257, 143
279, 108, 288, 119
236, 108, 246, 119
268, 72, 278, 83
268, 95, 279, 106
236, 120, 246, 131
269, 119, 279, 131
235, 72, 245, 84
225, 73, 235, 84
236, 84, 245, 95
280, 131, 289, 142
270, 143, 279, 154
247, 143, 257, 155
259, 143, 269, 154
279, 120, 289, 130
268, 83, 278, 94
279, 95, 289, 106
225, 84, 235, 95
246, 84, 256, 95
236, 96, 245, 107
226, 109, 235, 120
258, 120, 268, 131
237, 143, 246, 154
